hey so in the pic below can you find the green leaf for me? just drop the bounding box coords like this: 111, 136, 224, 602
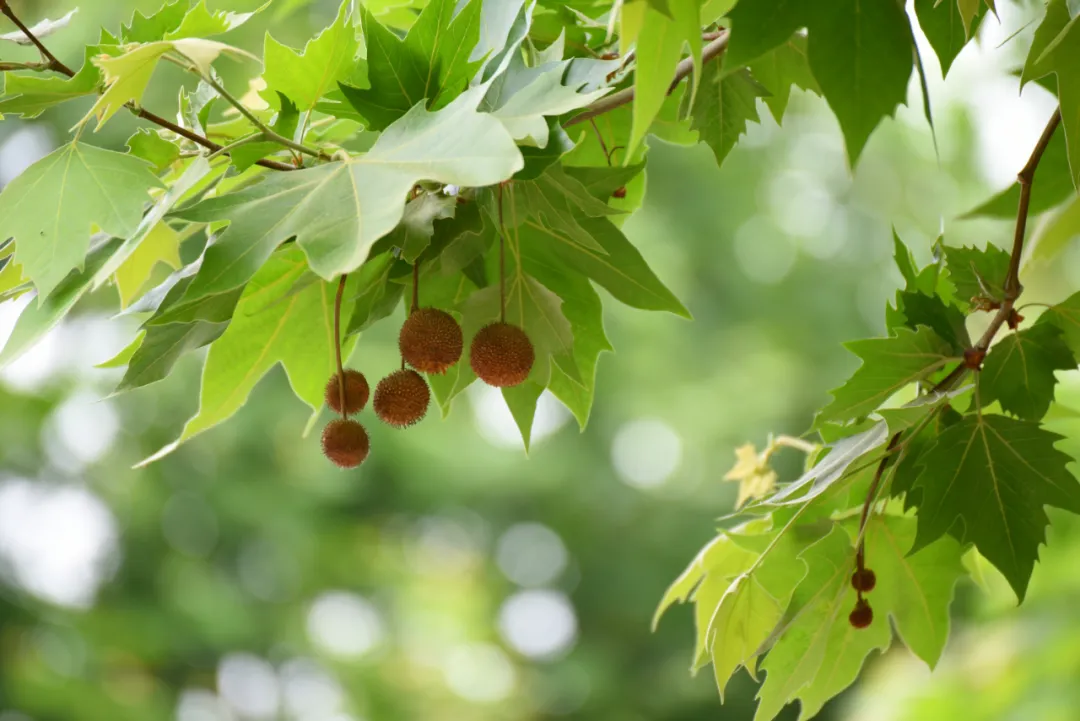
230, 93, 300, 171
164, 0, 268, 40
807, 0, 915, 165
121, 1, 188, 43
1020, 0, 1071, 89
138, 246, 359, 466
170, 87, 522, 311
747, 34, 819, 123
767, 422, 888, 505
345, 253, 404, 335
910, 414, 1080, 600
113, 222, 182, 308
0, 48, 102, 118
964, 130, 1074, 218
943, 243, 1010, 307
481, 53, 609, 147
979, 324, 1075, 420
0, 239, 122, 370
118, 318, 228, 392
1030, 194, 1080, 261
915, 0, 981, 77
1039, 289, 1080, 357
625, 0, 703, 159
502, 380, 546, 451
791, 515, 965, 719
523, 253, 612, 428
753, 525, 856, 721
1028, 15, 1080, 189
0, 8, 77, 44
0, 142, 160, 300
126, 129, 180, 171
341, 0, 483, 129
685, 64, 768, 168
723, 0, 806, 70
392, 192, 458, 262
262, 0, 358, 111
894, 291, 970, 354
96, 332, 143, 369
818, 327, 954, 424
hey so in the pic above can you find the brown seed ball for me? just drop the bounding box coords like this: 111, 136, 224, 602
399, 308, 463, 374
848, 599, 873, 629
321, 419, 370, 468
469, 322, 535, 388
325, 369, 370, 415
374, 369, 430, 427
851, 568, 877, 593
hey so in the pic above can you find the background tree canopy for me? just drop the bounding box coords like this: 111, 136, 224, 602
1, 1, 1080, 720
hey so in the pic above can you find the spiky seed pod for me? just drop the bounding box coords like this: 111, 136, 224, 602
325, 369, 370, 415
469, 322, 535, 388
399, 308, 463, 374
374, 369, 430, 427
321, 419, 370, 468
848, 598, 873, 629
851, 568, 877, 593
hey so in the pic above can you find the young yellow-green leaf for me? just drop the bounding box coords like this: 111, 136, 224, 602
341, 0, 483, 129
0, 142, 160, 300
114, 222, 182, 308
169, 87, 522, 310
792, 515, 965, 719
164, 0, 269, 40
685, 64, 768, 168
943, 243, 1010, 307
0, 238, 122, 370
818, 327, 953, 423
83, 39, 256, 128
262, 0, 358, 110
96, 331, 144, 369
807, 0, 915, 165
979, 324, 1075, 421
910, 414, 1080, 601
0, 47, 103, 118
748, 34, 819, 122
121, 1, 187, 43
137, 246, 359, 466
753, 525, 855, 721
957, 0, 981, 38
625, 0, 702, 160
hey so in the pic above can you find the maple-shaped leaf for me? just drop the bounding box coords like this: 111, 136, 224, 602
748, 34, 819, 123
164, 0, 268, 41
980, 324, 1075, 421
121, 1, 187, 42
138, 246, 361, 466
262, 0, 358, 111
818, 326, 954, 424
1020, 0, 1069, 89
914, 0, 983, 77
340, 0, 483, 130
909, 414, 1080, 600
684, 64, 768, 168
943, 244, 1010, 307
0, 142, 160, 300
168, 87, 522, 317
0, 47, 103, 118
789, 515, 965, 720
126, 129, 180, 171
1039, 289, 1080, 357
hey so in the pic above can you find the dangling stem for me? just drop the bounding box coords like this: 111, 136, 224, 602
498, 183, 507, 324
334, 274, 348, 420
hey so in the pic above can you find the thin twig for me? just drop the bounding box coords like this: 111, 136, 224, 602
566, 31, 729, 127
0, 0, 73, 75
334, 275, 348, 420
411, 262, 419, 314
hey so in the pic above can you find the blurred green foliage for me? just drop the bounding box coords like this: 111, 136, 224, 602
1, 1, 1078, 720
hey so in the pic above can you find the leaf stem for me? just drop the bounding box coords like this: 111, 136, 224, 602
206, 132, 263, 162
411, 262, 419, 314
334, 274, 348, 420
498, 183, 507, 324
566, 30, 729, 127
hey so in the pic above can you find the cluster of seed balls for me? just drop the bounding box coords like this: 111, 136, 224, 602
848, 566, 877, 628
320, 311, 535, 468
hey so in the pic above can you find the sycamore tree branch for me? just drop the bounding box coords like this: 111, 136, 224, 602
566, 30, 730, 128
0, 1, 296, 172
